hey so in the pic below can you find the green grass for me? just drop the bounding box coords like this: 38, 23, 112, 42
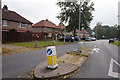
4, 41, 67, 48
112, 41, 120, 46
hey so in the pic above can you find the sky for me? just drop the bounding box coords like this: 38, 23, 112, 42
2, 0, 120, 29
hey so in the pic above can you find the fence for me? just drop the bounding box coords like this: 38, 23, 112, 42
2, 29, 32, 43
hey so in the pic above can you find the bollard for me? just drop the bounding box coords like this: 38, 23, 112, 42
46, 46, 58, 69
35, 41, 38, 47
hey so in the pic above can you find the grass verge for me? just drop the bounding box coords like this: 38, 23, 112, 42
111, 41, 120, 46
4, 41, 67, 48
2, 48, 12, 56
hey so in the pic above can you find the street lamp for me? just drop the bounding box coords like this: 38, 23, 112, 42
78, 0, 90, 35
77, 0, 91, 52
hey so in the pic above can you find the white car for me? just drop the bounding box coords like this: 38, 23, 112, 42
91, 37, 96, 41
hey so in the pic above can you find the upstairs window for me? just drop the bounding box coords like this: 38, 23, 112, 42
18, 22, 21, 28
47, 28, 52, 31
2, 20, 8, 27
28, 24, 31, 27
21, 23, 26, 28
18, 22, 26, 28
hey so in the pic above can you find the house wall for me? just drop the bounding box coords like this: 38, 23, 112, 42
32, 26, 61, 33
2, 20, 32, 30
2, 20, 33, 43
31, 26, 62, 41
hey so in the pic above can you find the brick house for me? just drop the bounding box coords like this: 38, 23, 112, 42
75, 29, 90, 39
32, 19, 62, 40
2, 5, 33, 42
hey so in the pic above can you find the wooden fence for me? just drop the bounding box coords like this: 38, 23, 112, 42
2, 29, 32, 43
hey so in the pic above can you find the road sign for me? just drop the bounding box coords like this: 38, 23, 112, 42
47, 49, 52, 55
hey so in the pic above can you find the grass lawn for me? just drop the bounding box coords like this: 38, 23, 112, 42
112, 41, 120, 46
4, 41, 67, 48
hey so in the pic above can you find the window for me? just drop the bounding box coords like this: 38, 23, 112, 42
48, 28, 52, 31
18, 22, 21, 28
48, 33, 52, 37
18, 22, 26, 28
28, 24, 31, 27
2, 20, 7, 26
21, 23, 26, 28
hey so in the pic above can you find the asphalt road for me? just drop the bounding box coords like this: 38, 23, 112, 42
3, 42, 88, 78
70, 40, 119, 78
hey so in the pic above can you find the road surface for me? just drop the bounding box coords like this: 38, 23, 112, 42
70, 40, 119, 79
3, 42, 94, 78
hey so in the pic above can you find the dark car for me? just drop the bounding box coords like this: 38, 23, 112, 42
74, 36, 81, 41
59, 36, 74, 42
85, 37, 91, 41
109, 38, 115, 43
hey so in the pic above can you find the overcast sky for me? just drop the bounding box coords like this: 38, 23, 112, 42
2, 0, 119, 29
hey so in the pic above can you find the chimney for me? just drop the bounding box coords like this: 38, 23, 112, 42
3, 5, 8, 10
46, 19, 48, 21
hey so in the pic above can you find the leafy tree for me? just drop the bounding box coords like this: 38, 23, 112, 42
94, 22, 104, 38
56, 1, 94, 36
94, 22, 118, 39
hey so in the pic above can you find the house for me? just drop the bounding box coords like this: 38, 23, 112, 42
75, 29, 90, 39
2, 5, 33, 42
32, 19, 62, 40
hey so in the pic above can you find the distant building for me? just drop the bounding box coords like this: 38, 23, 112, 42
75, 29, 90, 39
2, 5, 33, 42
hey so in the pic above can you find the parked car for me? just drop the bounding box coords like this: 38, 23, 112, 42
74, 36, 81, 41
85, 37, 91, 41
109, 38, 115, 43
91, 37, 96, 41
59, 36, 74, 42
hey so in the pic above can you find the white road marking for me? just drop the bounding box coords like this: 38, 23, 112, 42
91, 45, 100, 54
91, 45, 96, 54
108, 58, 120, 78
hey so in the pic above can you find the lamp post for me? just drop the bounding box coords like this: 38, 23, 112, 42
78, 0, 90, 52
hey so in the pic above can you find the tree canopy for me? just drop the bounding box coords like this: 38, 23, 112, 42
56, 1, 94, 36
93, 22, 118, 39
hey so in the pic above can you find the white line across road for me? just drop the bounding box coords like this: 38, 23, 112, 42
108, 58, 120, 78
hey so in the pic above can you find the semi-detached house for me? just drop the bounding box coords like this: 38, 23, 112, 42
2, 5, 33, 42
32, 19, 62, 40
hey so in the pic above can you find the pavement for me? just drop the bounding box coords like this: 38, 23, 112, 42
34, 61, 79, 79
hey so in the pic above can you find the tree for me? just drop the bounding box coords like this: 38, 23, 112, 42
56, 1, 94, 36
94, 22, 104, 38
94, 22, 118, 39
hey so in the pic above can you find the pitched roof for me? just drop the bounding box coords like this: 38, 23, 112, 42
33, 19, 59, 29
58, 25, 65, 30
76, 29, 89, 34
2, 5, 32, 24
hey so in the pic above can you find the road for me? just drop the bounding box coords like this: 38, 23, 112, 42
3, 42, 91, 78
70, 40, 119, 78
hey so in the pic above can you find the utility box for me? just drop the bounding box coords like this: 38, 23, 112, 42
46, 46, 58, 69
